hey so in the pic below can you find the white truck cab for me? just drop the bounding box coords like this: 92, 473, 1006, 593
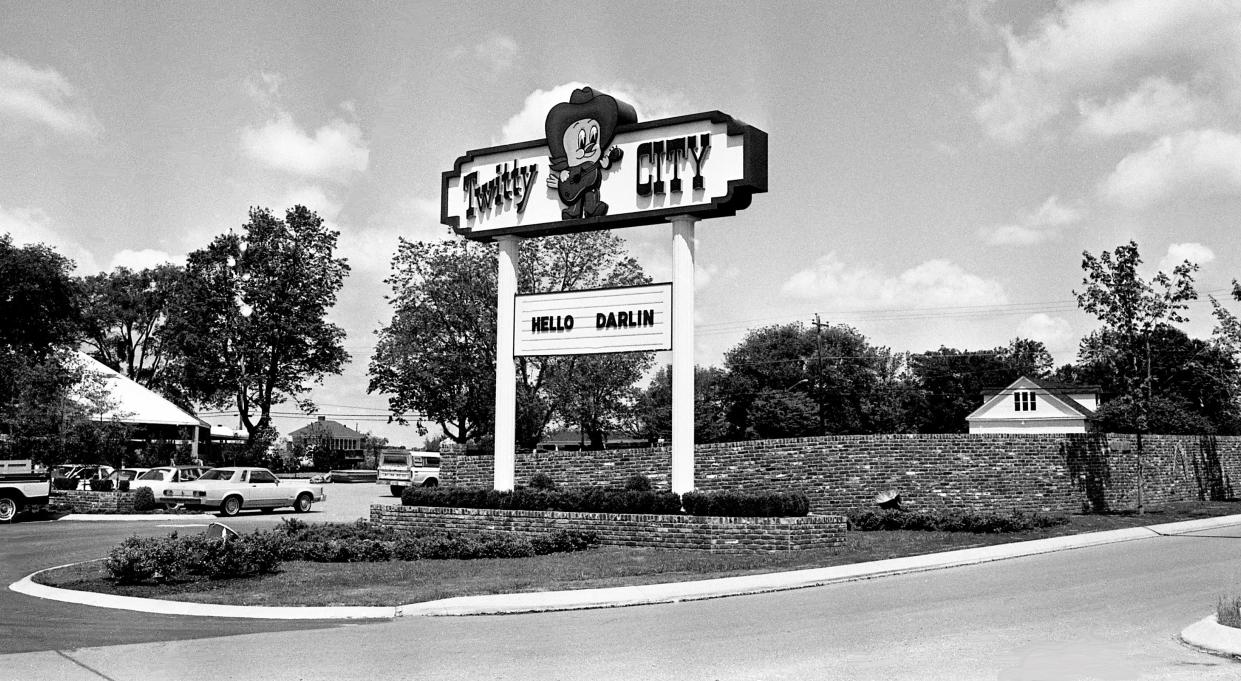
376, 449, 440, 497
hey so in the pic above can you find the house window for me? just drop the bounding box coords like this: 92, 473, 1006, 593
1014, 391, 1037, 412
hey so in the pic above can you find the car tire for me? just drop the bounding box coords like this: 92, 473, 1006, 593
0, 496, 18, 522
389, 485, 405, 497
294, 493, 313, 513
219, 495, 242, 517
422, 478, 438, 488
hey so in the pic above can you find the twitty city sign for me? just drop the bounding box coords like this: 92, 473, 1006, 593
441, 87, 767, 241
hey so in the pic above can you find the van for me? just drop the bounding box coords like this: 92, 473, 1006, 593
376, 448, 440, 497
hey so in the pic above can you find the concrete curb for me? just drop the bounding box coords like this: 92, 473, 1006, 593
12, 513, 1241, 620
1181, 615, 1241, 659
10, 562, 396, 620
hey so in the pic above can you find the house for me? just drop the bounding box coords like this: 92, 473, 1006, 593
288, 416, 366, 466
966, 376, 1101, 434
72, 352, 210, 460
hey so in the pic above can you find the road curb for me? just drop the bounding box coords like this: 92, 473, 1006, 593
10, 562, 396, 620
12, 513, 1241, 620
1181, 615, 1241, 659
56, 514, 220, 521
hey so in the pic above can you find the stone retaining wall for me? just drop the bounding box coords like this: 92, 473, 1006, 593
370, 504, 846, 554
441, 433, 1241, 515
52, 489, 137, 513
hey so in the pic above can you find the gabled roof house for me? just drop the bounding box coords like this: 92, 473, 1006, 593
966, 376, 1101, 434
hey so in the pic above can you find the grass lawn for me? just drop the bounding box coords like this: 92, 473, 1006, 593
35, 500, 1241, 608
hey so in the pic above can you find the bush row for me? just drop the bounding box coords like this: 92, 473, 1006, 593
400, 486, 811, 517
104, 520, 600, 583
847, 509, 1069, 533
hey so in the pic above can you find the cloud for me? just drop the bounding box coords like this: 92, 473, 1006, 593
241, 112, 369, 182
498, 82, 692, 144
108, 249, 185, 271
971, 0, 1241, 142
243, 71, 285, 107
780, 253, 1008, 310
0, 204, 100, 273
1076, 77, 1207, 138
474, 34, 519, 73
1017, 313, 1075, 358
339, 196, 447, 273
981, 195, 1084, 246
1158, 242, 1215, 272
0, 53, 100, 137
1099, 129, 1241, 208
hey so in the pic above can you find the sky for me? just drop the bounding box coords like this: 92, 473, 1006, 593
4, 0, 1241, 447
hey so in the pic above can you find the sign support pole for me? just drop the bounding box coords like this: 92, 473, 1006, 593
494, 234, 520, 491
670, 215, 697, 494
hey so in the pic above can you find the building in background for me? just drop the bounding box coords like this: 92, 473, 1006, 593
967, 376, 1100, 434
288, 416, 366, 468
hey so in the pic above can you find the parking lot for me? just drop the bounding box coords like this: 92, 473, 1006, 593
301, 480, 402, 523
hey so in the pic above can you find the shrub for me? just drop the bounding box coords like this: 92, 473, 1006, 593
88, 478, 114, 492
1219, 595, 1241, 629
52, 477, 78, 491
681, 490, 810, 517
847, 508, 1069, 533
104, 530, 286, 583
132, 486, 156, 511
104, 535, 189, 584
118, 480, 130, 492
528, 472, 555, 489
530, 529, 599, 555
623, 474, 652, 492
402, 485, 684, 515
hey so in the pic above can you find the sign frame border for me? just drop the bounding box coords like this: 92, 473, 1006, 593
442, 111, 767, 242
511, 281, 674, 358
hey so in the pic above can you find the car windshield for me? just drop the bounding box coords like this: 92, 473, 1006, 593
198, 469, 236, 481
381, 454, 409, 465
119, 470, 142, 480
137, 470, 168, 480
52, 466, 76, 476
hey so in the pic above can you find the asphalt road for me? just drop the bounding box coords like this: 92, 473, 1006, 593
4, 488, 1241, 680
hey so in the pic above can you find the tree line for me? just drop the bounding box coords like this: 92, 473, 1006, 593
6, 207, 1241, 466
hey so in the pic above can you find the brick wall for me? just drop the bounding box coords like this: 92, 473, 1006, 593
52, 490, 137, 513
441, 433, 1241, 514
370, 504, 846, 554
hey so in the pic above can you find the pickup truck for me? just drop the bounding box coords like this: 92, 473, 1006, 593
0, 460, 51, 522
376, 449, 440, 497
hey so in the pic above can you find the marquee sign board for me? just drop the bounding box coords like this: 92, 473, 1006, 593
441, 91, 767, 241
513, 283, 673, 357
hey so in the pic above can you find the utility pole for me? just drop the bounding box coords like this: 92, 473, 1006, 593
812, 314, 825, 435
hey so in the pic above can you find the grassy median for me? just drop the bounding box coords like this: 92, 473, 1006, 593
35, 500, 1240, 607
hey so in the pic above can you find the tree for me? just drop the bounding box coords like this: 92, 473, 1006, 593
370, 231, 653, 448
635, 364, 730, 444
718, 321, 903, 438
79, 263, 187, 405
1074, 240, 1197, 512
163, 206, 350, 444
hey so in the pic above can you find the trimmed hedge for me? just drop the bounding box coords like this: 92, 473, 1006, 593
52, 477, 78, 491
104, 520, 603, 583
132, 486, 156, 511
848, 509, 1069, 533
401, 485, 811, 517
681, 490, 810, 517
88, 479, 114, 492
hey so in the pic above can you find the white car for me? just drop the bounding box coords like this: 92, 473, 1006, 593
159, 467, 325, 517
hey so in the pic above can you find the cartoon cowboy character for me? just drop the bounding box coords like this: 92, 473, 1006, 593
544, 87, 637, 220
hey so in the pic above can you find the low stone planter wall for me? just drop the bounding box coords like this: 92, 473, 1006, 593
371, 505, 846, 553
52, 490, 137, 513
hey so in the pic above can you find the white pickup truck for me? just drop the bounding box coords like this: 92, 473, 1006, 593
0, 460, 51, 522
376, 449, 440, 497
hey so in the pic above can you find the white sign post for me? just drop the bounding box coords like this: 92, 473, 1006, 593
442, 87, 766, 493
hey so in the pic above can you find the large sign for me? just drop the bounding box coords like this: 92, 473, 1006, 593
513, 283, 672, 357
442, 87, 767, 241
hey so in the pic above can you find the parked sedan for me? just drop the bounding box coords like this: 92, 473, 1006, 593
159, 467, 325, 517
131, 465, 208, 491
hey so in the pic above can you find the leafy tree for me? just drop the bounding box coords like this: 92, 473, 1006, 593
1074, 240, 1197, 512
719, 322, 904, 438
370, 231, 653, 449
163, 206, 350, 444
79, 263, 187, 405
635, 364, 730, 444
0, 233, 82, 356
